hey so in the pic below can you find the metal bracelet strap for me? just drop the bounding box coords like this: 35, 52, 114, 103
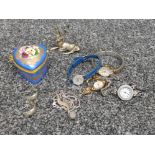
97, 51, 124, 73
67, 54, 102, 83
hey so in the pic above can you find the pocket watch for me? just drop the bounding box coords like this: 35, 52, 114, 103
97, 51, 124, 77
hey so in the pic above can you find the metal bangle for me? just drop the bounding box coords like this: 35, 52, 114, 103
97, 51, 124, 73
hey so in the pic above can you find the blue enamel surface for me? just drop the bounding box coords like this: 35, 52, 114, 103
13, 44, 47, 71
19, 62, 48, 84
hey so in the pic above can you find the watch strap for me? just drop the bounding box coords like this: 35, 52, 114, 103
97, 51, 124, 73
67, 54, 102, 83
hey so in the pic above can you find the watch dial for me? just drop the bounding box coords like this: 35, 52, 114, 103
118, 85, 134, 100
98, 67, 113, 77
93, 80, 105, 90
72, 75, 84, 86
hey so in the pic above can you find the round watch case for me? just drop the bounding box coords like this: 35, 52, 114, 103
93, 80, 105, 90
97, 51, 124, 77
72, 75, 84, 86
117, 85, 134, 101
98, 65, 114, 77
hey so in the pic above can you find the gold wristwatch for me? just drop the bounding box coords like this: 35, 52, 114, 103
81, 75, 111, 95
97, 51, 124, 77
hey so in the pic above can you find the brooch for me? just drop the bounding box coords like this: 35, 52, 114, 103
50, 26, 80, 54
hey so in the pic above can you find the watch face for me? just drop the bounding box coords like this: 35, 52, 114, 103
98, 66, 113, 77
117, 85, 134, 101
93, 80, 105, 90
72, 75, 84, 86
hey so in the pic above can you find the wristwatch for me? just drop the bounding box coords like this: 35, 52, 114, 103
96, 51, 124, 77
67, 54, 102, 86
110, 83, 142, 101
81, 75, 111, 95
117, 84, 143, 101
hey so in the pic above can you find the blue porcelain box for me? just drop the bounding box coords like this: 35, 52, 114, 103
12, 44, 48, 84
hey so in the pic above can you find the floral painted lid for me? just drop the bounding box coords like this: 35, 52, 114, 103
13, 44, 47, 71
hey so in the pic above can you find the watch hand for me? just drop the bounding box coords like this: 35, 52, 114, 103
124, 92, 130, 96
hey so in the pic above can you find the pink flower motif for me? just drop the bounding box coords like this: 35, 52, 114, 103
19, 48, 25, 54
22, 52, 29, 58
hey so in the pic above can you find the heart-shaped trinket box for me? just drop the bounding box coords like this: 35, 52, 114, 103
12, 44, 48, 84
